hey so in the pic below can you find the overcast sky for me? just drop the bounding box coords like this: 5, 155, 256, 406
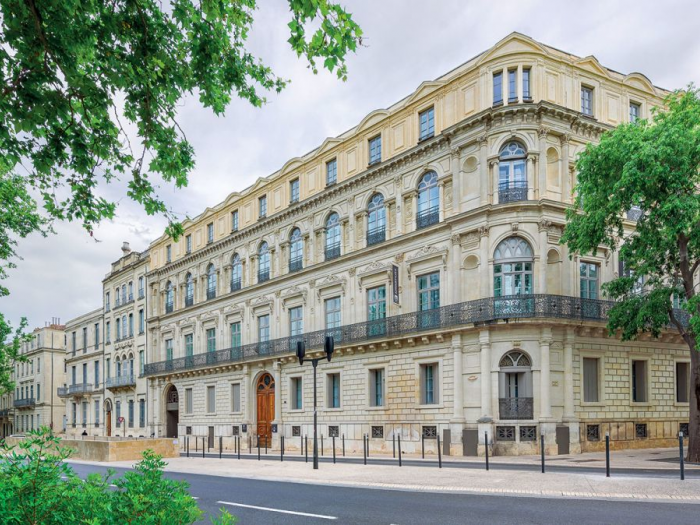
3, 0, 700, 330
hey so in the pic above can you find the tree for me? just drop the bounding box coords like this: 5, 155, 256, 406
562, 86, 700, 461
0, 0, 362, 395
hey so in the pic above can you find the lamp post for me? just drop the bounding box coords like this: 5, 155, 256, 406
296, 336, 334, 470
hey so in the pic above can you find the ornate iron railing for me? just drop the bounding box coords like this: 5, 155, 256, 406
106, 375, 136, 389
325, 243, 341, 261
366, 227, 386, 247
14, 398, 35, 408
499, 397, 534, 420
144, 294, 681, 377
498, 181, 528, 203
68, 383, 94, 396
230, 279, 242, 292
165, 301, 174, 314
57, 386, 69, 397
185, 294, 194, 307
206, 286, 216, 300
416, 207, 440, 229
258, 269, 270, 283
289, 257, 304, 273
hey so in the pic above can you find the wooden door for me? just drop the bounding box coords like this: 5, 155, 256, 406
106, 411, 111, 437
256, 373, 275, 447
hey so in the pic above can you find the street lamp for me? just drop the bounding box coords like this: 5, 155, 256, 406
296, 336, 334, 470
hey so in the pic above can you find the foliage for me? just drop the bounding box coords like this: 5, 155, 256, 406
0, 427, 235, 524
0, 314, 28, 396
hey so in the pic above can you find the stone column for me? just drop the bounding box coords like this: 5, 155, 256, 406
273, 360, 282, 423
538, 128, 548, 199
479, 136, 489, 206
527, 157, 536, 200
563, 328, 575, 420
405, 191, 417, 232
479, 329, 492, 419
538, 219, 549, 294
560, 135, 571, 204
451, 334, 465, 423
249, 255, 257, 284
243, 364, 253, 427
479, 226, 490, 298
539, 327, 552, 419
450, 147, 462, 215
490, 159, 500, 205
449, 234, 461, 305
303, 233, 313, 268
342, 218, 352, 255
438, 181, 446, 222
356, 211, 367, 249
279, 242, 289, 276
394, 183, 403, 235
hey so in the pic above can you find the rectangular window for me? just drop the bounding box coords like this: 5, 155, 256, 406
165, 339, 173, 361
37, 357, 40, 373
583, 357, 600, 402
94, 360, 100, 387
325, 297, 341, 329
630, 101, 641, 123
185, 388, 193, 414
580, 262, 599, 300
522, 68, 531, 100
420, 363, 438, 404
290, 178, 300, 203
258, 315, 270, 342
327, 373, 341, 408
94, 323, 100, 349
106, 321, 111, 343
419, 107, 434, 141
231, 383, 241, 412
369, 368, 384, 407
493, 71, 503, 105
138, 309, 144, 334
138, 276, 144, 298
139, 350, 144, 376
259, 195, 267, 218
368, 135, 382, 165
581, 86, 593, 116
36, 383, 41, 402
207, 385, 216, 413
289, 307, 303, 337
207, 222, 214, 244
231, 210, 239, 231
139, 399, 145, 427
291, 377, 303, 410
72, 332, 76, 352
82, 401, 88, 426
417, 272, 440, 310
230, 323, 241, 348
367, 285, 386, 337
676, 362, 690, 403
95, 400, 100, 426
186, 234, 192, 254
326, 158, 337, 186
508, 69, 517, 102
106, 358, 111, 379
83, 363, 87, 383
105, 292, 110, 311
206, 328, 216, 352
185, 334, 194, 357
166, 244, 172, 263
631, 360, 648, 403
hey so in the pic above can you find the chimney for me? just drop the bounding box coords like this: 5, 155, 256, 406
121, 241, 131, 256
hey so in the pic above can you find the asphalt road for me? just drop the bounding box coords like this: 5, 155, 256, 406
68, 462, 700, 525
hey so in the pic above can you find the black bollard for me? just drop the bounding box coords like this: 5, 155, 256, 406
398, 433, 402, 467
393, 433, 396, 458
540, 431, 545, 474
265, 437, 268, 455
485, 431, 489, 471
342, 434, 345, 457
605, 432, 610, 478
305, 436, 308, 463
422, 434, 425, 459
202, 437, 205, 459
300, 434, 303, 456
680, 431, 685, 481
237, 436, 241, 460
437, 434, 442, 468
248, 435, 251, 453
219, 436, 222, 459
195, 437, 198, 452
321, 434, 324, 457
333, 436, 336, 464
363, 435, 367, 465
186, 436, 190, 458
366, 434, 370, 458
281, 435, 285, 462
257, 435, 261, 460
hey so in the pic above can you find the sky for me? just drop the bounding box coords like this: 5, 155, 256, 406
3, 0, 700, 330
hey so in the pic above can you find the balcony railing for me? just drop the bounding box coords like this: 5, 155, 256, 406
57, 386, 69, 397
68, 383, 94, 396
145, 294, 682, 377
258, 269, 270, 283
416, 207, 439, 229
105, 375, 136, 389
14, 398, 35, 409
325, 243, 341, 261
627, 206, 643, 221
366, 227, 386, 247
165, 302, 174, 314
0, 408, 12, 417
231, 279, 242, 292
185, 294, 194, 307
289, 257, 303, 273
499, 397, 534, 420
114, 297, 135, 310
206, 287, 216, 300
498, 181, 528, 204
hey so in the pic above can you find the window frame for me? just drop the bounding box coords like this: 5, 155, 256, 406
418, 106, 434, 141
493, 70, 503, 105
207, 222, 214, 244
231, 383, 242, 413
675, 359, 690, 405
368, 367, 386, 408
231, 210, 239, 232
507, 68, 517, 103
290, 376, 303, 411
206, 384, 216, 414
629, 101, 641, 123
630, 356, 650, 405
581, 85, 594, 117
579, 261, 600, 300
185, 387, 193, 414
259, 195, 267, 218
368, 134, 382, 165
325, 371, 342, 409
522, 67, 532, 101
290, 178, 300, 203
416, 359, 442, 407
326, 158, 337, 186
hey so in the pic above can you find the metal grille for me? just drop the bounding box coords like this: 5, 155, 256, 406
627, 207, 643, 221
230, 279, 242, 292
289, 257, 303, 272
422, 426, 437, 438
416, 207, 439, 229
586, 424, 600, 441
325, 243, 341, 261
232, 426, 239, 436
498, 181, 528, 203
497, 426, 516, 441
328, 425, 339, 438
257, 270, 270, 283
292, 425, 301, 437
519, 426, 537, 441
366, 227, 386, 246
498, 397, 533, 420
206, 287, 216, 300
635, 423, 647, 439
371, 426, 384, 438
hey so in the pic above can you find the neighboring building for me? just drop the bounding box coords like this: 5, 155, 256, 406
61, 308, 105, 438
102, 242, 150, 437
136, 33, 688, 456
1, 375, 14, 437
13, 322, 66, 433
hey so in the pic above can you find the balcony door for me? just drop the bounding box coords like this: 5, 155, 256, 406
498, 351, 533, 420
256, 373, 275, 448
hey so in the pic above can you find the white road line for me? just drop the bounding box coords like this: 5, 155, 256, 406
217, 501, 337, 520
192, 496, 199, 500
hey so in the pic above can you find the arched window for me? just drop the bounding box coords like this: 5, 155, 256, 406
417, 171, 439, 229
493, 237, 533, 296
185, 273, 194, 306
206, 263, 217, 300
367, 194, 386, 245
231, 254, 242, 291
498, 350, 533, 420
165, 281, 174, 313
289, 228, 303, 272
258, 242, 270, 282
498, 141, 528, 203
325, 213, 341, 261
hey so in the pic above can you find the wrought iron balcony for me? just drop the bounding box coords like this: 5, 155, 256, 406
325, 243, 341, 261
416, 207, 439, 229
499, 397, 534, 420
498, 181, 528, 204
114, 296, 134, 310
289, 257, 303, 273
366, 227, 386, 247
14, 398, 35, 409
106, 375, 136, 390
206, 287, 216, 300
258, 269, 270, 283
57, 386, 69, 397
230, 279, 242, 292
68, 383, 94, 396
0, 408, 12, 417
165, 302, 174, 314
185, 294, 194, 307
144, 294, 681, 378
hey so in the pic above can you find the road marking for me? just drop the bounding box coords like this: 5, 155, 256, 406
217, 501, 337, 520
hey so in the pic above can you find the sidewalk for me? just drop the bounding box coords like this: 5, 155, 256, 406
67, 446, 700, 504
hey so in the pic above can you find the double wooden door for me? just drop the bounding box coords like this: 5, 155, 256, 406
256, 373, 275, 447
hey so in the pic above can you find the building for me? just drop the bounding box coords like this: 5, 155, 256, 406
61, 308, 105, 438
1, 377, 14, 438
102, 242, 150, 437
12, 322, 66, 434
135, 33, 689, 456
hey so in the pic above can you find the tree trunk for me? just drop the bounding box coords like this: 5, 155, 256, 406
689, 342, 700, 462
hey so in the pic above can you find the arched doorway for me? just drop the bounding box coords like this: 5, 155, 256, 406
165, 385, 179, 438
256, 373, 275, 447
104, 399, 113, 437
498, 351, 534, 420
